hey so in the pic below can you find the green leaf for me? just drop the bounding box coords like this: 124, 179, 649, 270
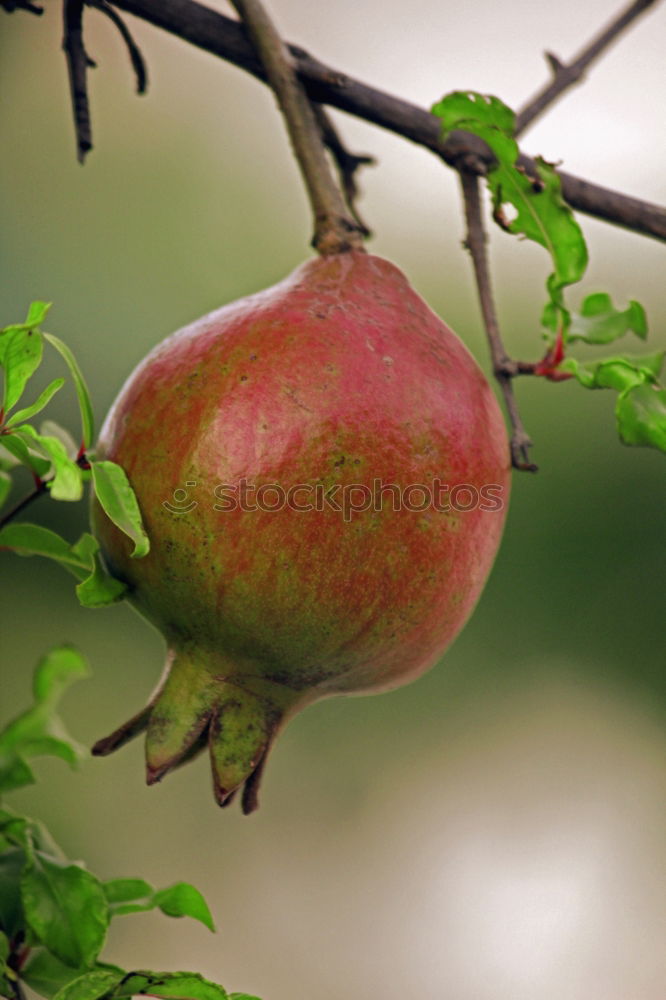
43, 333, 95, 450
0, 524, 91, 578
0, 928, 13, 1000
40, 420, 79, 459
0, 848, 27, 937
22, 949, 88, 999
111, 971, 228, 1000
31, 646, 90, 705
562, 354, 663, 392
431, 90, 515, 135
90, 461, 149, 558
228, 995, 264, 1000
568, 293, 648, 345
25, 302, 53, 329
21, 853, 109, 968
0, 646, 88, 782
103, 879, 215, 932
0, 469, 11, 510
431, 91, 588, 330
0, 755, 36, 794
52, 968, 125, 1000
102, 878, 153, 905
0, 431, 51, 478
14, 425, 83, 501
71, 534, 127, 607
0, 523, 127, 607
153, 883, 215, 932
616, 382, 666, 451
5, 378, 66, 428
1, 327, 44, 415
0, 927, 9, 965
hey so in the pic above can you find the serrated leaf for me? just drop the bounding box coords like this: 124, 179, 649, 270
0, 469, 11, 509
6, 378, 66, 428
21, 853, 109, 968
43, 334, 94, 450
90, 461, 149, 558
1, 327, 44, 414
616, 382, 666, 452
432, 91, 587, 330
562, 355, 659, 392
153, 883, 215, 932
22, 949, 86, 999
431, 90, 515, 135
568, 293, 648, 345
53, 968, 125, 1000
111, 971, 228, 1000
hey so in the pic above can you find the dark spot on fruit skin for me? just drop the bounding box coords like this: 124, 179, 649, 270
240, 375, 248, 382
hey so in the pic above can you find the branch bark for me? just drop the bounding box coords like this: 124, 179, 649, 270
108, 0, 666, 242
228, 0, 363, 255
515, 0, 660, 136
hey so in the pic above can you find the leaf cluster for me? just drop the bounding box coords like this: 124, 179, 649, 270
0, 304, 149, 606
431, 92, 665, 455
0, 649, 260, 1000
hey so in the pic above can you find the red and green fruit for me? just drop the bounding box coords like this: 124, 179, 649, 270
92, 251, 510, 812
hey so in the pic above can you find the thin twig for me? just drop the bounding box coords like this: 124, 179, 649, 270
516, 0, 660, 136
228, 0, 364, 255
62, 0, 93, 162
87, 0, 148, 93
459, 169, 537, 472
311, 104, 376, 237
0, 480, 47, 530
110, 0, 666, 243
1, 0, 43, 13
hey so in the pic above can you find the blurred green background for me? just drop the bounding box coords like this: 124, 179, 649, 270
1, 1, 665, 998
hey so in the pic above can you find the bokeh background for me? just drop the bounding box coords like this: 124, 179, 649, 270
1, 1, 665, 998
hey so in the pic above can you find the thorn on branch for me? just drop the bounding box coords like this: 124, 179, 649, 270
312, 103, 376, 237
515, 0, 661, 136
63, 0, 93, 162
86, 0, 148, 94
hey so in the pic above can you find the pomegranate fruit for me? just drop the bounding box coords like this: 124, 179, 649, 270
91, 251, 510, 812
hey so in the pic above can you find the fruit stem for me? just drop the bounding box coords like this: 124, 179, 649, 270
230, 0, 365, 256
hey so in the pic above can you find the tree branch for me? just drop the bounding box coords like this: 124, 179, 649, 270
516, 0, 661, 136
311, 103, 375, 237
107, 0, 666, 242
0, 1, 43, 14
0, 480, 47, 530
459, 169, 537, 472
88, 0, 148, 93
228, 0, 363, 255
63, 0, 93, 163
